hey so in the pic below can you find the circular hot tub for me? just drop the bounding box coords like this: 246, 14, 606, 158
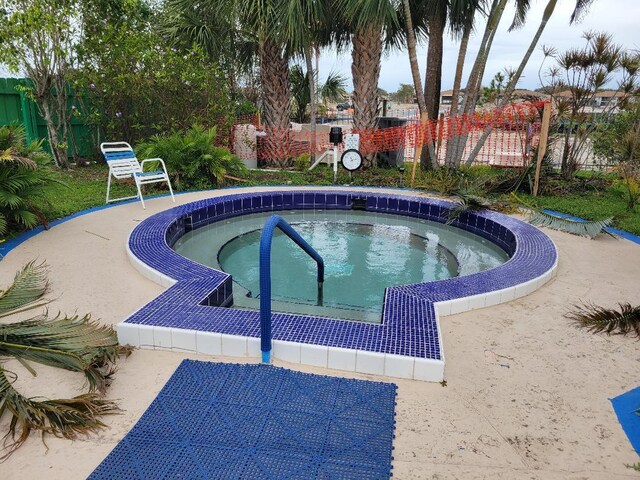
174, 209, 509, 323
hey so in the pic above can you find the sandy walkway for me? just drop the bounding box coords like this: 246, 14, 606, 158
1, 187, 638, 479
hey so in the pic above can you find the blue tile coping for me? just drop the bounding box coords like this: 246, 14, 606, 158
120, 189, 558, 381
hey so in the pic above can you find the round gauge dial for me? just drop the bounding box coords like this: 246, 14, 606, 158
341, 149, 363, 172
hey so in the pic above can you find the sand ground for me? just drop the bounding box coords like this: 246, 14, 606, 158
1, 186, 638, 479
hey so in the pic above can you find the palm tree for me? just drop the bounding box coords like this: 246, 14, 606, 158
335, 0, 401, 167
0, 124, 60, 237
166, 0, 338, 167
290, 66, 347, 123
400, 0, 484, 170
462, 0, 597, 166
164, 0, 293, 167
400, 0, 439, 171
0, 262, 128, 459
277, 0, 334, 162
448, 0, 487, 114
423, 2, 448, 123
444, 0, 597, 167
401, 0, 427, 114
161, 0, 256, 96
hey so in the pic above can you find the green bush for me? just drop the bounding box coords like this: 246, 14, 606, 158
592, 102, 640, 165
136, 124, 246, 191
0, 124, 60, 237
293, 153, 310, 172
74, 3, 235, 149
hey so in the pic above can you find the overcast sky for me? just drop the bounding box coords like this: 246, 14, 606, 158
316, 0, 640, 93
2, 1, 637, 93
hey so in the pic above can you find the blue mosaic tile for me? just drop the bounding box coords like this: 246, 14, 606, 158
125, 190, 558, 363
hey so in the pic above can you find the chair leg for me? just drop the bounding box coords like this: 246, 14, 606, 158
166, 177, 175, 203
106, 174, 112, 204
136, 179, 146, 209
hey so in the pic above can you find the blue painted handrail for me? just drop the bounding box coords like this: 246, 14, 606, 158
259, 215, 324, 364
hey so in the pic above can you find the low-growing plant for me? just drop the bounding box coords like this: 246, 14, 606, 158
0, 124, 63, 237
136, 124, 246, 191
416, 167, 462, 195
613, 162, 640, 211
293, 153, 311, 172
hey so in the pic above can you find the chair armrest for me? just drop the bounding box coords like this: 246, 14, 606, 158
140, 157, 168, 173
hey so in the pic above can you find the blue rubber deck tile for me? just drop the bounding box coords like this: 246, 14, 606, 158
610, 386, 640, 456
89, 360, 398, 480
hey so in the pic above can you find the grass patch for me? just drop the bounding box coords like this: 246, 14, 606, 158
39, 164, 134, 221
521, 190, 640, 236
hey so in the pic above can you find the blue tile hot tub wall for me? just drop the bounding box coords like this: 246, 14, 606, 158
126, 191, 556, 364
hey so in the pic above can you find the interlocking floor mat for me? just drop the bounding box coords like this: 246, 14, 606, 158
89, 360, 397, 479
611, 386, 640, 455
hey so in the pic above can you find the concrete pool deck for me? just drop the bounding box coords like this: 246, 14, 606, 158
1, 186, 639, 479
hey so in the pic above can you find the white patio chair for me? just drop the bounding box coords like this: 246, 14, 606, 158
100, 142, 175, 209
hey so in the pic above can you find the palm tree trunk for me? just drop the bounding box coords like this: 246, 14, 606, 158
305, 45, 316, 163
443, 22, 471, 167
402, 0, 426, 114
464, 0, 558, 166
402, 0, 439, 171
446, 0, 508, 167
450, 23, 471, 115
423, 7, 446, 122
460, 0, 506, 116
420, 4, 446, 171
351, 24, 383, 168
352, 24, 382, 132
260, 39, 292, 168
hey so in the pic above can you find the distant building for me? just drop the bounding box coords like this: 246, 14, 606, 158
439, 89, 547, 111
553, 89, 629, 114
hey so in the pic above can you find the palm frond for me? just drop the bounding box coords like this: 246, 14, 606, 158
565, 303, 640, 337
446, 193, 492, 224
0, 149, 37, 169
570, 0, 595, 24
0, 366, 120, 461
0, 261, 49, 317
528, 211, 614, 238
0, 313, 132, 394
508, 0, 532, 31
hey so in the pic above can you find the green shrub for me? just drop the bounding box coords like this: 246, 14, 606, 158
293, 153, 310, 172
136, 124, 246, 191
592, 102, 640, 165
0, 124, 60, 237
612, 163, 640, 211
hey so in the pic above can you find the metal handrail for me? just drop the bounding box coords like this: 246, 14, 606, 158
259, 215, 324, 364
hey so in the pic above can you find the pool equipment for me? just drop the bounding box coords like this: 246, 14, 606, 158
259, 215, 324, 364
308, 128, 361, 182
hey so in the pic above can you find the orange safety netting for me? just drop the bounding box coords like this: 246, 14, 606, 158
229, 101, 548, 168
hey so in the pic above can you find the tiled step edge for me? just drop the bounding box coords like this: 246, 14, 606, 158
116, 323, 445, 382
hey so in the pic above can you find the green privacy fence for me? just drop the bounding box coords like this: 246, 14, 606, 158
0, 77, 98, 160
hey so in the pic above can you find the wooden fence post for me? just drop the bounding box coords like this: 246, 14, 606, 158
533, 102, 552, 197
436, 113, 445, 159
410, 112, 429, 188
